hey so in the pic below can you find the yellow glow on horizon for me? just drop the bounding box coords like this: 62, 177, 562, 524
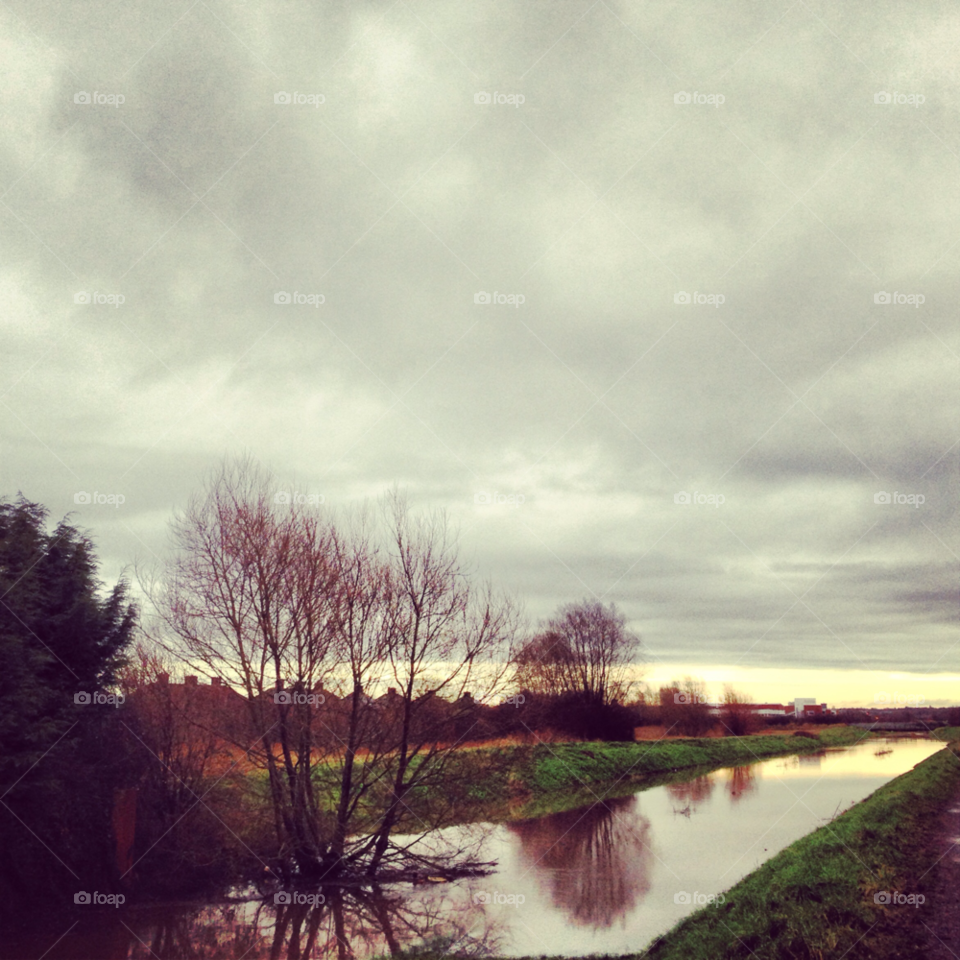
633, 664, 960, 709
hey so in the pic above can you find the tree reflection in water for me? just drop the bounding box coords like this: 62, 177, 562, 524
666, 774, 715, 813
725, 765, 757, 803
505, 795, 652, 929
122, 885, 506, 959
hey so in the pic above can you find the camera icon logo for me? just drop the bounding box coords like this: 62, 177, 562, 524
874, 891, 891, 904
874, 92, 892, 104
674, 92, 691, 104
74, 891, 91, 904
274, 92, 292, 104
874, 291, 891, 304
472, 891, 491, 904
274, 491, 291, 504
74, 291, 91, 304
474, 492, 493, 504
474, 291, 491, 304
875, 692, 891, 704
674, 291, 691, 304
674, 692, 692, 704
274, 891, 292, 904
874, 492, 891, 504
74, 491, 92, 504
274, 291, 291, 304
274, 691, 293, 704
474, 92, 491, 104
674, 891, 691, 904
74, 92, 91, 104
674, 491, 691, 504
74, 692, 92, 704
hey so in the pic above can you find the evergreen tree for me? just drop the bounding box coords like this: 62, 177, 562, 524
0, 497, 136, 920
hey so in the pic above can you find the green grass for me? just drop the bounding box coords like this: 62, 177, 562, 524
428, 726, 871, 825
931, 726, 960, 742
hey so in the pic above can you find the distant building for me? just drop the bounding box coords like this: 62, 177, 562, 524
706, 698, 831, 718
791, 698, 828, 718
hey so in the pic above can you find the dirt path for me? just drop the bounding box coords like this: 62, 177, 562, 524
923, 775, 960, 958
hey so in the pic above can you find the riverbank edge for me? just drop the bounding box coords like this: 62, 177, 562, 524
433, 725, 872, 826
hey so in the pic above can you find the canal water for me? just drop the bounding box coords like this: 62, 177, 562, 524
4, 737, 944, 958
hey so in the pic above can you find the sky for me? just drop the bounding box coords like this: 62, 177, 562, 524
1, 1, 957, 709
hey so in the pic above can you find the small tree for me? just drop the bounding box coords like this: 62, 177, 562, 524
658, 677, 713, 736
719, 684, 757, 737
514, 600, 642, 706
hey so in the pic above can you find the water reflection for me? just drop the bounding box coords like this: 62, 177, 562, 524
505, 796, 652, 929
134, 889, 503, 960
10, 888, 504, 960
667, 775, 714, 814
725, 765, 757, 803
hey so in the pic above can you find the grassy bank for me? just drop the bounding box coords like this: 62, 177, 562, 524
932, 726, 960, 741
423, 725, 871, 825
244, 726, 874, 849
635, 738, 960, 959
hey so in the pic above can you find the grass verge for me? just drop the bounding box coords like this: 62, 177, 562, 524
932, 726, 960, 742
635, 738, 960, 959
426, 725, 872, 825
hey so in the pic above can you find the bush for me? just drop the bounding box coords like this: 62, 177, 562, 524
531, 692, 641, 741
719, 707, 760, 736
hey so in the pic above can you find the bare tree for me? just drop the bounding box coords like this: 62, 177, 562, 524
514, 600, 642, 706
658, 676, 713, 736
146, 460, 520, 882
361, 491, 521, 876
148, 457, 340, 877
719, 684, 757, 737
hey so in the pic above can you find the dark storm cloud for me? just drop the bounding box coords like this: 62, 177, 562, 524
1, 0, 957, 674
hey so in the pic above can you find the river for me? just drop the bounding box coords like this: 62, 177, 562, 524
3, 737, 944, 959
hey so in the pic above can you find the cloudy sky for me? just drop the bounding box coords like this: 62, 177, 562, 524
2, 1, 957, 707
